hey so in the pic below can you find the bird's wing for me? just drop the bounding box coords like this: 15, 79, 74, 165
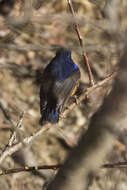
53, 69, 80, 111
40, 69, 80, 115
40, 76, 54, 113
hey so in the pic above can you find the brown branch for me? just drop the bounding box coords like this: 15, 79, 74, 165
1, 160, 126, 176
67, 0, 94, 86
0, 112, 25, 158
1, 159, 126, 176
102, 161, 127, 169
0, 164, 62, 176
0, 123, 51, 165
8, 111, 25, 147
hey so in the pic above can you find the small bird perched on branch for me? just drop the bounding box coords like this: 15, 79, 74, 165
40, 48, 80, 124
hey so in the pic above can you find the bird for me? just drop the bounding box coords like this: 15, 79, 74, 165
40, 48, 80, 124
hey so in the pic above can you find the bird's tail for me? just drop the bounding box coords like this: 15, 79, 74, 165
39, 107, 59, 125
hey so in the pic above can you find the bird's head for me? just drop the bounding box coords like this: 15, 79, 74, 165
56, 48, 71, 60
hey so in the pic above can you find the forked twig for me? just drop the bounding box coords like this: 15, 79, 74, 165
8, 111, 25, 147
0, 112, 25, 163
0, 123, 51, 164
67, 0, 94, 86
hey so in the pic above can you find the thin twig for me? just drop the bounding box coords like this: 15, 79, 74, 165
8, 111, 25, 147
67, 0, 94, 86
0, 123, 51, 164
2, 158, 126, 176
102, 161, 127, 168
0, 164, 62, 176
0, 112, 25, 162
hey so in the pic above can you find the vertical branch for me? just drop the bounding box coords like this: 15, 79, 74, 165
67, 0, 94, 86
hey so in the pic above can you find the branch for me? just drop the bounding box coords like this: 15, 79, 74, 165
0, 164, 62, 176
8, 111, 25, 147
0, 123, 51, 164
102, 161, 127, 168
62, 72, 117, 118
0, 73, 116, 165
67, 0, 94, 86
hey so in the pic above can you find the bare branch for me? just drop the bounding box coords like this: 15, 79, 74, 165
8, 111, 25, 147
67, 0, 94, 86
0, 73, 115, 165
102, 161, 127, 169
0, 164, 61, 176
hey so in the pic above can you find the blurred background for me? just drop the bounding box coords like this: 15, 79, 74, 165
0, 0, 127, 189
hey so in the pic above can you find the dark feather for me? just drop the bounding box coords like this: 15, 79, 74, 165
40, 48, 80, 124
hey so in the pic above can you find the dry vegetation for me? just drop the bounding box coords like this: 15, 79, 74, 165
0, 0, 127, 189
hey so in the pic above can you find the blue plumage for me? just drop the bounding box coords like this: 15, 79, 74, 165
44, 49, 79, 81
42, 108, 59, 123
40, 48, 80, 124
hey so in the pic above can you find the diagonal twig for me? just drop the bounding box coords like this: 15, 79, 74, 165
8, 111, 25, 147
62, 72, 117, 118
0, 112, 25, 161
0, 123, 51, 164
67, 0, 94, 86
